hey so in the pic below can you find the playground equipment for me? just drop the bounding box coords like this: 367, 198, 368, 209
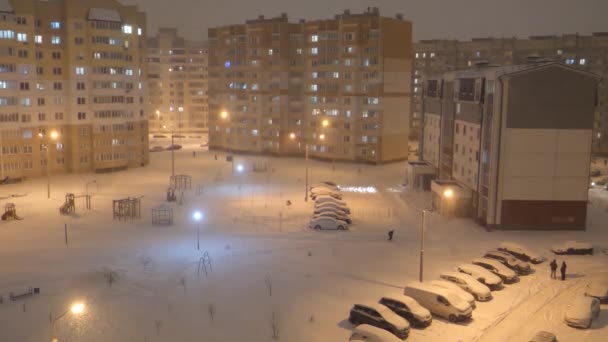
59, 193, 92, 215
112, 197, 142, 221
166, 188, 176, 202
1, 203, 22, 221
151, 205, 173, 225
170, 174, 191, 190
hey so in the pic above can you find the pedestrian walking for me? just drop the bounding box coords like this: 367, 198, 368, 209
560, 261, 567, 281
387, 230, 394, 241
550, 259, 557, 279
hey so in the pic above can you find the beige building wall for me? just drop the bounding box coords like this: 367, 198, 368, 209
452, 119, 480, 190
421, 112, 440, 168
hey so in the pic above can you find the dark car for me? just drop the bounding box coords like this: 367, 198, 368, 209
472, 258, 519, 284
379, 294, 432, 328
497, 243, 544, 264
165, 144, 182, 151
348, 303, 410, 339
149, 146, 165, 152
551, 241, 593, 255
483, 250, 532, 275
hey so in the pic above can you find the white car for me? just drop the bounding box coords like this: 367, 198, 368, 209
551, 240, 594, 255
498, 242, 544, 264
564, 296, 600, 328
314, 194, 347, 206
472, 258, 519, 284
313, 211, 351, 224
314, 201, 351, 214
348, 303, 410, 339
309, 217, 348, 230
439, 271, 492, 301
311, 184, 340, 193
310, 188, 342, 200
428, 280, 476, 309
456, 264, 503, 291
585, 279, 608, 303
349, 324, 403, 342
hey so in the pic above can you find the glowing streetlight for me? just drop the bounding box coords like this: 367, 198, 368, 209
41, 130, 59, 199
220, 110, 228, 119
443, 189, 454, 198
322, 119, 329, 127
319, 134, 326, 140
51, 301, 86, 341
289, 132, 296, 140
70, 302, 85, 315
193, 210, 203, 250
236, 164, 244, 173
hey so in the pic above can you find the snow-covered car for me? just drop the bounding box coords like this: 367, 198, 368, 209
309, 217, 348, 230
403, 282, 473, 323
564, 296, 600, 329
313, 211, 351, 224
584, 279, 608, 303
529, 331, 557, 342
349, 324, 403, 342
149, 146, 165, 152
551, 240, 594, 255
200, 142, 209, 147
483, 250, 532, 275
314, 201, 351, 214
379, 294, 433, 328
472, 258, 519, 284
314, 194, 347, 206
165, 144, 182, 151
439, 271, 492, 301
428, 280, 476, 309
456, 264, 503, 290
498, 242, 544, 264
348, 303, 410, 339
312, 182, 340, 191
310, 188, 342, 200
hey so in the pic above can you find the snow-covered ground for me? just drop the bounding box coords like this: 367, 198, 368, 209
0, 138, 607, 342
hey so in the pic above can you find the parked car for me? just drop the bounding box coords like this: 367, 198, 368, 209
309, 217, 348, 230
313, 211, 352, 224
457, 264, 503, 290
165, 144, 182, 151
593, 176, 608, 185
314, 194, 347, 206
311, 188, 342, 200
149, 146, 165, 152
314, 205, 349, 216
472, 258, 519, 284
314, 202, 351, 214
483, 250, 532, 275
529, 331, 558, 342
403, 282, 473, 323
312, 182, 340, 191
590, 169, 602, 177
551, 241, 593, 255
349, 324, 403, 342
152, 134, 167, 138
379, 294, 433, 328
498, 242, 544, 264
428, 280, 476, 309
564, 296, 600, 329
348, 303, 410, 339
439, 271, 492, 301
584, 279, 608, 303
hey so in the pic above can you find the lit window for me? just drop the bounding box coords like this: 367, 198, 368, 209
579, 58, 586, 65
75, 67, 85, 75
311, 72, 318, 79
50, 21, 61, 29
430, 52, 435, 58
415, 53, 419, 59
268, 48, 273, 56
557, 49, 563, 55
0, 30, 15, 39
311, 35, 318, 42
422, 52, 426, 58
311, 47, 318, 55
332, 72, 339, 78
224, 61, 231, 68
51, 36, 61, 45
137, 28, 143, 36
122, 25, 133, 34
35, 35, 42, 44
310, 84, 318, 91
17, 33, 27, 42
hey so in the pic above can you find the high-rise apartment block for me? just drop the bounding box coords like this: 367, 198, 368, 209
147, 28, 208, 134
413, 63, 599, 230
208, 8, 412, 163
0, 0, 148, 179
411, 34, 608, 155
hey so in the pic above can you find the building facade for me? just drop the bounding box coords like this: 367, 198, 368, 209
147, 28, 208, 134
411, 34, 608, 155
0, 0, 149, 179
208, 8, 412, 163
417, 63, 599, 230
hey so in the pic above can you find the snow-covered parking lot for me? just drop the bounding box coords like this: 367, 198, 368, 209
0, 142, 607, 341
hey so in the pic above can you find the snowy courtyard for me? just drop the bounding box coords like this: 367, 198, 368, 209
1, 138, 607, 342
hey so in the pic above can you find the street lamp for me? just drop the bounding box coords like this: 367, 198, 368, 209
322, 119, 329, 127
193, 211, 203, 250
289, 133, 309, 202
163, 125, 175, 177
220, 110, 228, 120
40, 130, 59, 199
419, 209, 429, 282
50, 301, 86, 342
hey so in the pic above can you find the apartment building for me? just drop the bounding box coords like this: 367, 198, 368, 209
416, 63, 599, 230
208, 8, 412, 163
147, 28, 208, 134
0, 0, 148, 180
411, 34, 608, 156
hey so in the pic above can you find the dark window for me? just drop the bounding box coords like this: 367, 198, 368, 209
427, 80, 439, 97
458, 78, 475, 101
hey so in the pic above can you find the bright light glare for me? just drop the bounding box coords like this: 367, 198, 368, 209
591, 182, 596, 187
443, 189, 454, 198
289, 132, 296, 139
322, 119, 329, 127
220, 111, 228, 119
319, 134, 325, 140
50, 131, 59, 139
236, 164, 244, 172
339, 186, 377, 194
70, 302, 85, 315
193, 211, 202, 221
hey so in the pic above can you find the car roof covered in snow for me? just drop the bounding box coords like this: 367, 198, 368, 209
351, 324, 403, 342
567, 296, 598, 319
585, 279, 608, 298
499, 242, 541, 259
554, 240, 592, 249
457, 264, 502, 284
441, 271, 490, 293
473, 258, 516, 276
406, 282, 470, 311
381, 293, 431, 317
354, 303, 409, 329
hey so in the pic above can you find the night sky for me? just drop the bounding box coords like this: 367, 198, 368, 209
121, 0, 608, 41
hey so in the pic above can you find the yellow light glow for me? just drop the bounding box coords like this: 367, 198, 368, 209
443, 189, 454, 198
155, 110, 160, 115
319, 134, 325, 140
322, 119, 329, 127
70, 302, 85, 315
289, 133, 296, 139
50, 131, 59, 139
220, 111, 228, 119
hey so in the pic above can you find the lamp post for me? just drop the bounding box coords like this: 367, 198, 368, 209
50, 301, 85, 342
193, 211, 202, 250
419, 209, 428, 282
40, 130, 59, 199
289, 132, 309, 202
163, 125, 175, 178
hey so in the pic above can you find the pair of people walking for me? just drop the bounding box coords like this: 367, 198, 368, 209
550, 259, 567, 281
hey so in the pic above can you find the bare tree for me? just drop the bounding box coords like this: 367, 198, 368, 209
270, 310, 280, 340
155, 320, 162, 336
208, 304, 215, 324
265, 275, 272, 297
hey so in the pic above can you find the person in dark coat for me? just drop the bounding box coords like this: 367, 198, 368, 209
550, 259, 557, 279
387, 230, 394, 241
560, 261, 567, 281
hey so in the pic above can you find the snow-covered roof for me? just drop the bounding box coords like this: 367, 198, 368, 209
88, 8, 122, 22
352, 324, 403, 342
382, 293, 430, 317
0, 0, 13, 13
